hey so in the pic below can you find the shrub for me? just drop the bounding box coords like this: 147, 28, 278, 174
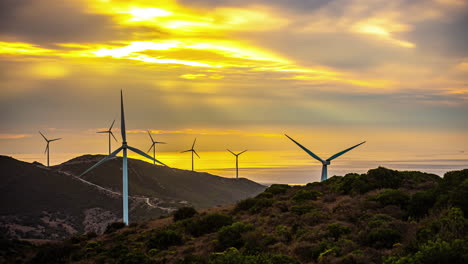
173, 207, 198, 222
370, 189, 410, 209
217, 222, 254, 250
147, 229, 183, 250
366, 228, 401, 249
408, 190, 437, 219
117, 252, 150, 264
209, 248, 299, 264
265, 184, 291, 195
292, 189, 322, 203
384, 238, 468, 264
366, 214, 394, 228
234, 198, 274, 214
291, 204, 315, 215
104, 222, 126, 234
327, 223, 352, 240
184, 213, 233, 237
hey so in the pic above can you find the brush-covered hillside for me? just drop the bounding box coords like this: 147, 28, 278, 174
0, 155, 265, 241
5, 167, 467, 264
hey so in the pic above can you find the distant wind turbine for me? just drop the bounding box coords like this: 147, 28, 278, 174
97, 120, 117, 155
227, 149, 247, 179
38, 131, 62, 167
147, 130, 166, 164
285, 134, 365, 182
80, 90, 166, 225
181, 138, 200, 171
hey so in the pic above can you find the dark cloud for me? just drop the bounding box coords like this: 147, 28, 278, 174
407, 12, 468, 57
0, 0, 117, 44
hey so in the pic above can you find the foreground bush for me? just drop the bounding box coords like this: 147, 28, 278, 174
147, 229, 183, 250
183, 213, 233, 237
173, 207, 198, 222
217, 222, 254, 250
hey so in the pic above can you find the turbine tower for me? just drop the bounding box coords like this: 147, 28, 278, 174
97, 120, 117, 155
181, 138, 199, 171
80, 90, 166, 225
285, 134, 365, 182
147, 130, 166, 164
39, 131, 61, 167
227, 149, 247, 179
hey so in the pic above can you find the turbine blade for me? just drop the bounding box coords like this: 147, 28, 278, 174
120, 90, 126, 142
97, 131, 108, 134
238, 150, 248, 155
147, 143, 155, 153
38, 131, 48, 141
128, 146, 166, 166
285, 134, 323, 162
80, 147, 122, 176
49, 138, 61, 142
227, 149, 236, 156
147, 130, 154, 142
193, 150, 200, 158
192, 138, 197, 149
327, 141, 366, 161
181, 149, 192, 153
110, 131, 118, 142
109, 119, 115, 130
156, 141, 166, 144
44, 143, 49, 154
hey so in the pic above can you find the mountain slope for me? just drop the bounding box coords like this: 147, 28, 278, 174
54, 155, 266, 209
10, 167, 467, 264
0, 155, 265, 241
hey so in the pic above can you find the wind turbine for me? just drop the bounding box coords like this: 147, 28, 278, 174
147, 130, 166, 164
80, 90, 166, 225
227, 149, 247, 179
285, 134, 365, 182
97, 120, 117, 155
38, 131, 61, 167
181, 138, 199, 171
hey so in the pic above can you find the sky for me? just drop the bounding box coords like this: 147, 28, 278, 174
1, 0, 467, 184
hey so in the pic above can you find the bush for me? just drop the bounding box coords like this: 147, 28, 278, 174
366, 228, 401, 249
384, 238, 468, 264
173, 207, 198, 222
291, 204, 315, 215
209, 248, 299, 264
234, 198, 274, 213
147, 229, 183, 250
408, 190, 437, 219
217, 222, 254, 250
327, 223, 352, 240
265, 184, 291, 195
184, 213, 233, 237
370, 189, 410, 209
104, 222, 126, 234
292, 189, 322, 203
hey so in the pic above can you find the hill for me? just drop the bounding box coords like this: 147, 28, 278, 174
6, 167, 467, 263
0, 155, 265, 241
54, 155, 266, 209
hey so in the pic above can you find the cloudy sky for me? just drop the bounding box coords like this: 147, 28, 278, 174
1, 0, 467, 183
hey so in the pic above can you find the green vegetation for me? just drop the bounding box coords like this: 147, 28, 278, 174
5, 167, 467, 264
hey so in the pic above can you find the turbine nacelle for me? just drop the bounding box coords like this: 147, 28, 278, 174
323, 160, 331, 165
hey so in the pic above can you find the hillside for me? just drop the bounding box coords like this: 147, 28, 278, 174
54, 155, 266, 209
0, 155, 265, 241
6, 167, 467, 263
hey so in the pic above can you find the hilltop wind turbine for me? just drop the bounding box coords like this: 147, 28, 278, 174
97, 120, 117, 155
147, 130, 166, 164
80, 90, 166, 225
285, 134, 365, 182
227, 149, 247, 179
181, 138, 199, 171
38, 131, 62, 167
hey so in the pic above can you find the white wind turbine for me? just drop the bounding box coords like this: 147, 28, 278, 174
146, 130, 166, 164
181, 138, 199, 171
227, 149, 247, 179
39, 131, 62, 167
97, 120, 117, 155
80, 90, 166, 225
285, 134, 365, 182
